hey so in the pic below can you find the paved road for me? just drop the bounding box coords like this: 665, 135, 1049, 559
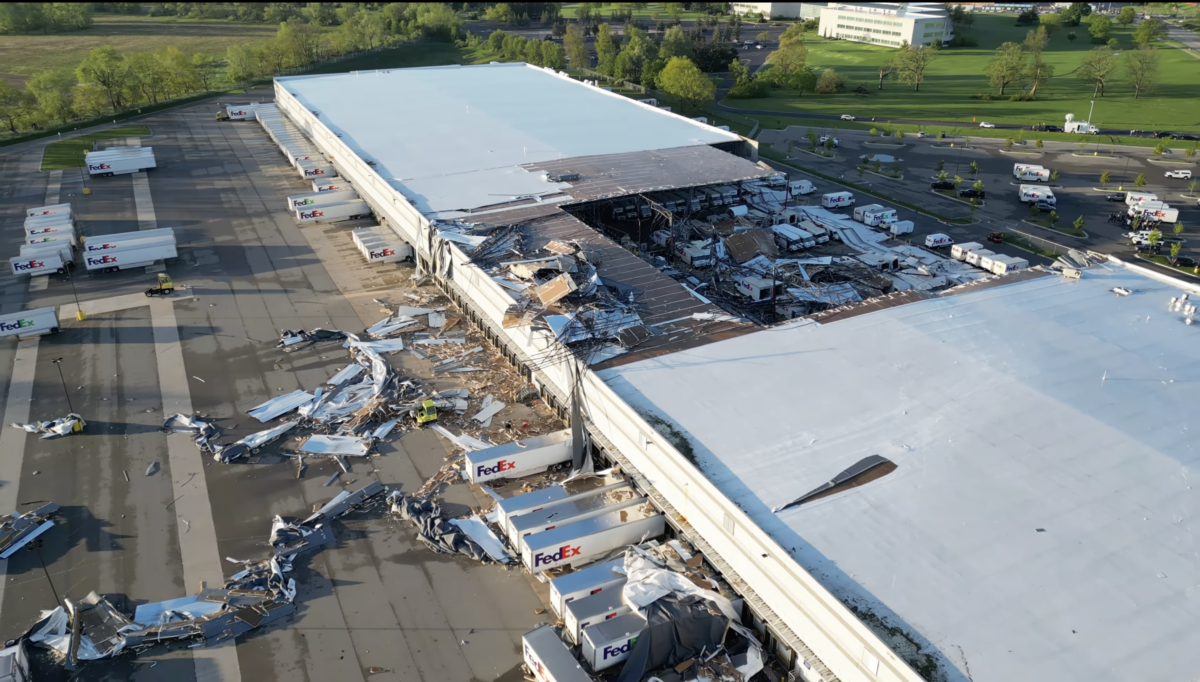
0, 93, 548, 681
1166, 24, 1200, 53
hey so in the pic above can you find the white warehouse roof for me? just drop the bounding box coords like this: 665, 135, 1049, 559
599, 265, 1200, 682
277, 63, 738, 218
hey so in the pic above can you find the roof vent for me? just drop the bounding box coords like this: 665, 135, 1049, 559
548, 172, 580, 183
775, 455, 897, 512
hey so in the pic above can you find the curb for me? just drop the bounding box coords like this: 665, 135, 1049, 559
1135, 255, 1200, 280
999, 149, 1043, 156
1020, 219, 1087, 240
1070, 153, 1123, 159
1147, 158, 1197, 166
932, 189, 983, 207
794, 148, 839, 161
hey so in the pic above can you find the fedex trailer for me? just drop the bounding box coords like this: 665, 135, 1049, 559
312, 178, 354, 192
297, 160, 337, 179
494, 472, 630, 536
990, 255, 1029, 275
82, 228, 175, 253
25, 213, 73, 231
852, 204, 884, 223
286, 189, 358, 211
581, 612, 645, 672
978, 254, 1001, 273
0, 308, 59, 339
522, 504, 664, 573
10, 254, 65, 277
296, 200, 371, 224
511, 491, 643, 555
84, 234, 174, 256
352, 227, 413, 264
965, 249, 995, 267
548, 557, 627, 617
464, 430, 571, 484
951, 242, 983, 261
26, 232, 77, 248
21, 242, 73, 265
889, 220, 914, 236
24, 223, 75, 238
224, 104, 257, 120
563, 588, 630, 644
85, 242, 177, 272
86, 151, 156, 176
522, 624, 592, 682
25, 203, 71, 218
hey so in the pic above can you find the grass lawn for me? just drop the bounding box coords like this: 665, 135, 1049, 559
1026, 217, 1084, 236
1002, 232, 1060, 258
303, 42, 469, 74
41, 126, 151, 171
0, 14, 278, 87
724, 13, 1200, 132
1141, 253, 1200, 276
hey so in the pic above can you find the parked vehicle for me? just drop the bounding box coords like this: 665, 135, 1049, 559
1170, 256, 1198, 268
958, 188, 985, 199
1106, 193, 1127, 202
286, 188, 358, 211
85, 148, 156, 177
770, 224, 816, 251
789, 179, 816, 196
852, 204, 884, 223
925, 233, 953, 248
1035, 199, 1056, 212
224, 105, 257, 120
840, 114, 856, 121
990, 255, 1029, 275
889, 220, 914, 236
1012, 163, 1046, 179
84, 241, 178, 272
25, 203, 71, 218
861, 207, 898, 227
916, 131, 927, 138
1165, 169, 1192, 179
1019, 184, 1055, 205
0, 307, 59, 339
1064, 113, 1099, 134
1015, 167, 1050, 182
931, 180, 955, 190
979, 121, 996, 128
1135, 243, 1161, 254
82, 228, 175, 253
1125, 191, 1158, 206
820, 191, 855, 209
951, 242, 983, 260
818, 135, 840, 147
10, 254, 65, 277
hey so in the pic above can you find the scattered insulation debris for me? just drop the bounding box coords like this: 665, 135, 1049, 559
9, 413, 85, 439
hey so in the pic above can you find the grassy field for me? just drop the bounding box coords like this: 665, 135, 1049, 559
726, 13, 1200, 131
41, 125, 151, 170
0, 14, 277, 87
303, 42, 469, 75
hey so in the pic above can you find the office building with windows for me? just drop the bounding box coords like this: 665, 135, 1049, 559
818, 2, 953, 47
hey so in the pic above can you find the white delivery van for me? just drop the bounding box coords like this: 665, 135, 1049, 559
852, 204, 884, 222
789, 179, 816, 196
522, 505, 665, 573
464, 431, 571, 484
1016, 167, 1050, 182
1012, 163, 1045, 178
889, 220, 914, 236
925, 233, 953, 248
1018, 185, 1055, 205
82, 228, 175, 253
25, 203, 71, 218
990, 255, 1029, 275
0, 307, 59, 339
522, 624, 592, 682
770, 224, 816, 251
296, 200, 372, 224
1125, 191, 1158, 207
581, 612, 645, 672
548, 557, 627, 617
821, 191, 855, 209
286, 189, 358, 211
965, 248, 994, 267
951, 242, 982, 261
10, 254, 65, 277
862, 207, 898, 227
84, 241, 177, 272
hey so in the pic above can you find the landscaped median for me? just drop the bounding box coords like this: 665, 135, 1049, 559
1021, 218, 1086, 238
41, 126, 152, 171
1138, 254, 1200, 278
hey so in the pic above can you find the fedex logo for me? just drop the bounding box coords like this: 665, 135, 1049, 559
533, 544, 581, 568
476, 459, 516, 478
231, 110, 248, 116
602, 637, 637, 661
86, 243, 119, 252
305, 168, 326, 176
0, 319, 35, 332
13, 260, 44, 272
369, 248, 395, 259
318, 184, 342, 192
523, 644, 546, 680
87, 255, 118, 266
89, 163, 111, 171
299, 210, 324, 219
29, 227, 55, 234
293, 198, 315, 207
32, 210, 51, 215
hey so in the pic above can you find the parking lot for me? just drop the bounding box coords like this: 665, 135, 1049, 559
0, 94, 549, 681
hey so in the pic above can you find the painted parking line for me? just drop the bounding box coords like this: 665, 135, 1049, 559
0, 339, 41, 623
132, 172, 156, 231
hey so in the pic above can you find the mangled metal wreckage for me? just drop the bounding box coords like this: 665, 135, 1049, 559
18, 483, 387, 668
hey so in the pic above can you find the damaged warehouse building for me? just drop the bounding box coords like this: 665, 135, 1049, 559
245, 63, 1200, 682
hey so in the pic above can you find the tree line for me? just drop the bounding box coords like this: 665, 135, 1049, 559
0, 3, 462, 136
0, 3, 95, 34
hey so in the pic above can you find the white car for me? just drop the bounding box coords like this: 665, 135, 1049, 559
840, 114, 856, 121
1165, 169, 1192, 179
979, 121, 996, 128
818, 135, 840, 147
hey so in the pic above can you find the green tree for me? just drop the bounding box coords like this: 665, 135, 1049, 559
1023, 26, 1054, 97
523, 38, 543, 65
595, 23, 618, 74
1049, 168, 1059, 182
302, 2, 338, 25
1100, 170, 1111, 185
1148, 227, 1162, 246
895, 43, 936, 92
224, 44, 259, 84
1046, 209, 1058, 226
1077, 46, 1116, 97
0, 81, 27, 134
1087, 14, 1112, 43
1124, 46, 1160, 99
1133, 17, 1166, 46
1076, 215, 1086, 232
765, 34, 808, 83
1189, 180, 1198, 193
488, 29, 507, 54
25, 68, 75, 124
657, 56, 715, 113
985, 41, 1025, 96
563, 24, 586, 67
952, 174, 963, 188
191, 53, 218, 91
936, 159, 945, 172
969, 161, 978, 175
895, 130, 905, 140
1117, 6, 1136, 25
126, 52, 169, 104
805, 128, 817, 147
868, 127, 878, 136
757, 31, 770, 42
824, 136, 834, 152
1006, 137, 1015, 148
276, 17, 320, 68
613, 27, 657, 82
659, 25, 693, 60
77, 45, 129, 111
814, 69, 845, 94
1035, 139, 1043, 148
666, 2, 684, 22
1107, 38, 1120, 51
876, 54, 897, 90
973, 179, 985, 192
936, 170, 948, 181
1171, 242, 1182, 259
1030, 204, 1040, 218
541, 41, 565, 70
1135, 173, 1147, 187
1174, 221, 1185, 238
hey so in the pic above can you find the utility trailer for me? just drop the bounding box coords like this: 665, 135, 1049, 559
286, 189, 358, 211
25, 203, 71, 218
522, 503, 664, 573
0, 307, 59, 339
464, 430, 571, 484
548, 557, 627, 617
82, 229, 175, 253
86, 148, 156, 176
522, 624, 592, 682
84, 242, 178, 272
580, 611, 645, 672
511, 491, 642, 555
10, 254, 65, 277
295, 200, 372, 224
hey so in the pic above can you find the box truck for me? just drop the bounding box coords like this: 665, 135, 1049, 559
0, 307, 59, 339
990, 255, 1029, 275
1012, 163, 1044, 178
548, 557, 627, 617
84, 242, 177, 272
512, 492, 643, 555
296, 200, 372, 224
1016, 167, 1050, 182
852, 204, 884, 223
1125, 192, 1158, 207
581, 612, 645, 672
965, 248, 995, 267
522, 504, 664, 573
924, 233, 953, 248
494, 472, 631, 537
82, 228, 175, 253
564, 588, 630, 644
861, 207, 899, 227
1018, 185, 1055, 205
951, 242, 982, 261
25, 203, 71, 218
821, 191, 855, 209
889, 220, 914, 236
10, 254, 66, 277
465, 430, 571, 484
286, 189, 358, 211
789, 179, 816, 196
522, 624, 593, 682
1136, 206, 1179, 223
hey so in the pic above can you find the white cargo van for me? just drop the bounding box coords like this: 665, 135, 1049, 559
1012, 163, 1045, 178
789, 179, 816, 196
1019, 185, 1055, 205
925, 233, 953, 248
1016, 167, 1050, 182
0, 307, 59, 339
821, 191, 854, 209
852, 204, 884, 222
1125, 192, 1157, 207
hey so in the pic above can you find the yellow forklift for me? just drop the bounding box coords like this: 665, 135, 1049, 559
415, 400, 438, 425
144, 273, 174, 297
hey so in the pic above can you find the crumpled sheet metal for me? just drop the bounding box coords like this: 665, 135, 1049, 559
0, 502, 59, 559
299, 435, 370, 457
162, 413, 221, 453
389, 492, 489, 562
248, 390, 314, 423
365, 315, 417, 338
214, 421, 298, 463
276, 328, 347, 351
10, 413, 85, 439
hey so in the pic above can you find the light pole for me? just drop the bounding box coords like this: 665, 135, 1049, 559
51, 358, 74, 413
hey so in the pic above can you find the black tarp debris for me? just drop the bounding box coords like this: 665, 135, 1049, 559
388, 492, 488, 561
276, 329, 348, 352
9, 414, 85, 439
615, 595, 730, 682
